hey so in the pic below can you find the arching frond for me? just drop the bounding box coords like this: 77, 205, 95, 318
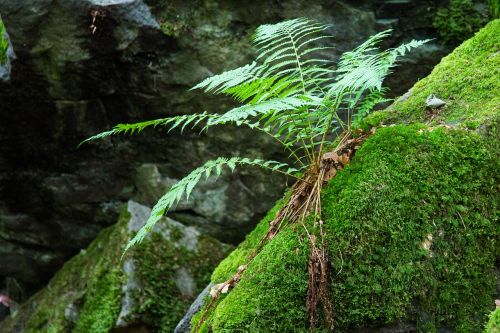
124, 157, 299, 253
329, 33, 430, 97
79, 112, 215, 146
209, 96, 320, 125
191, 62, 262, 94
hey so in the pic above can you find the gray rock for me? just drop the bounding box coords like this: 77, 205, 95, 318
0, 200, 231, 333
174, 283, 213, 333
115, 258, 140, 327
426, 94, 447, 109
174, 267, 197, 298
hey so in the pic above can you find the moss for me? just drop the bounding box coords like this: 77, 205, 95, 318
362, 20, 500, 130
210, 195, 288, 282
71, 209, 130, 333
3, 202, 231, 333
490, 0, 500, 18
17, 209, 129, 333
194, 223, 311, 333
193, 124, 498, 332
322, 125, 498, 332
485, 307, 500, 332
73, 270, 123, 333
433, 0, 492, 46
160, 21, 188, 37
131, 224, 232, 333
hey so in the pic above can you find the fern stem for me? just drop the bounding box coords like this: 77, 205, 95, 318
251, 123, 307, 168
286, 30, 317, 165
317, 94, 344, 158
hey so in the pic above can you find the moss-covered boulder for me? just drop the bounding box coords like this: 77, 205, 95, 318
0, 200, 231, 333
188, 20, 500, 333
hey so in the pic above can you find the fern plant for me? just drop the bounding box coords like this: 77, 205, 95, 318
85, 17, 427, 252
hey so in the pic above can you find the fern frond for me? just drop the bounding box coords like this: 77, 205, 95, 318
353, 88, 391, 122
80, 112, 214, 146
124, 157, 299, 252
191, 62, 262, 94
208, 96, 318, 125
328, 33, 429, 97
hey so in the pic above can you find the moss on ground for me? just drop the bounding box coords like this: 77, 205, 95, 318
191, 21, 500, 333
362, 19, 500, 130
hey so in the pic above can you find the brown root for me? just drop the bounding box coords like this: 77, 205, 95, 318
307, 233, 334, 331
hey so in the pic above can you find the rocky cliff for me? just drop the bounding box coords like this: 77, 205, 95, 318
0, 0, 488, 300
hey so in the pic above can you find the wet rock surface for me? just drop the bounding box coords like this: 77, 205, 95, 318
0, 0, 456, 298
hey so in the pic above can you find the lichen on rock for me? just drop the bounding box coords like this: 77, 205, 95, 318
0, 201, 231, 333
188, 20, 500, 333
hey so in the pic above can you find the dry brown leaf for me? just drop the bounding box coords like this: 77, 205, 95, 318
338, 154, 349, 166
323, 168, 337, 182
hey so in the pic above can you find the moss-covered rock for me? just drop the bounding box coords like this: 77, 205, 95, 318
363, 19, 500, 130
189, 20, 500, 333
0, 201, 231, 333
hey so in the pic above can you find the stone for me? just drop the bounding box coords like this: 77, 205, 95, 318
426, 94, 447, 109
174, 283, 213, 333
0, 200, 232, 332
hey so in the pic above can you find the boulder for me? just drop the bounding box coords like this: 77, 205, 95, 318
0, 200, 232, 333
186, 20, 500, 333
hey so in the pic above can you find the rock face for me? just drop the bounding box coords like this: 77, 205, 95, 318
0, 0, 482, 298
0, 200, 232, 333
186, 20, 500, 333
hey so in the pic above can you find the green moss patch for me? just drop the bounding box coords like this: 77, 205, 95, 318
132, 232, 232, 333
363, 20, 500, 130
485, 307, 500, 332
323, 125, 498, 332
433, 0, 492, 46
9, 212, 129, 333
0, 19, 9, 65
